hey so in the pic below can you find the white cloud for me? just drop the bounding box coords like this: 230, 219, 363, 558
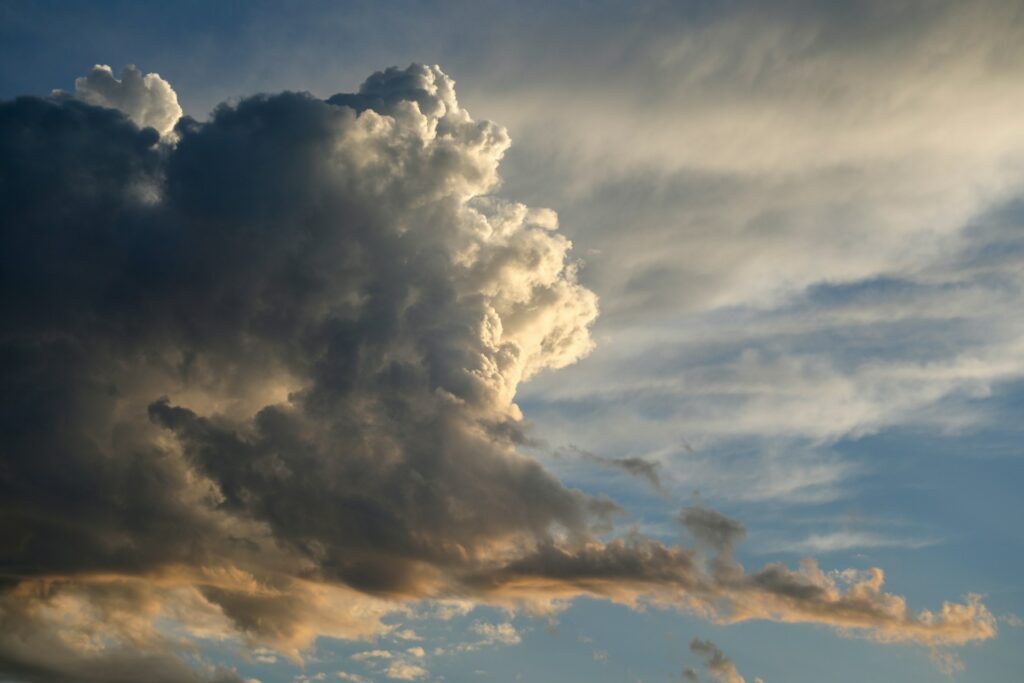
785, 531, 937, 554
382, 661, 428, 681
71, 64, 182, 136
470, 621, 521, 646
1001, 613, 1024, 628
352, 651, 393, 662
337, 673, 373, 683
392, 628, 422, 641
449, 621, 524, 653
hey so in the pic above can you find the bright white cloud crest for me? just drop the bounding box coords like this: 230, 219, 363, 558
73, 64, 182, 136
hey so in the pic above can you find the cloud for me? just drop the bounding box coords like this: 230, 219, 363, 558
0, 60, 598, 679
0, 62, 996, 681
451, 621, 522, 652
572, 445, 666, 495
69, 64, 182, 137
680, 506, 746, 558
466, 508, 995, 647
686, 638, 747, 683
0, 581, 249, 683
352, 649, 428, 681
336, 674, 372, 683
381, 661, 428, 681
446, 621, 523, 654
470, 621, 521, 646
493, 2, 1024, 515
391, 629, 422, 641
784, 531, 937, 554
351, 652, 393, 662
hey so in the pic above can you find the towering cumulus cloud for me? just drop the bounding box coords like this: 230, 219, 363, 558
0, 64, 995, 681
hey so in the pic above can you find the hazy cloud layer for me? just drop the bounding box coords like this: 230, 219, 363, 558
0, 63, 996, 681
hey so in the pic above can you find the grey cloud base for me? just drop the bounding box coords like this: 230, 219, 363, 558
0, 64, 996, 681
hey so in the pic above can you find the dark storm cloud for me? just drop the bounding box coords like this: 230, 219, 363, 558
0, 63, 996, 682
0, 61, 603, 678
1, 63, 600, 591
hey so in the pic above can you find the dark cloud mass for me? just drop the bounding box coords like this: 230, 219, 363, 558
0, 64, 996, 681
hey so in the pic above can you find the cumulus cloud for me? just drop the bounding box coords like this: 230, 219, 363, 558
470, 621, 521, 646
684, 639, 747, 683
450, 621, 522, 653
351, 648, 428, 681
381, 661, 428, 681
336, 674, 372, 683
70, 64, 182, 136
0, 62, 995, 681
392, 628, 422, 641
0, 579, 249, 683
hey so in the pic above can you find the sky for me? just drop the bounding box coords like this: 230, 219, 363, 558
1, 1, 1023, 682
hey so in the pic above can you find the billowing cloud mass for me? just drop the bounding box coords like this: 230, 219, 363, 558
0, 63, 995, 681
69, 64, 182, 137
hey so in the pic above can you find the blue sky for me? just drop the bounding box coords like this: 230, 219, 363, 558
1, 1, 1023, 682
